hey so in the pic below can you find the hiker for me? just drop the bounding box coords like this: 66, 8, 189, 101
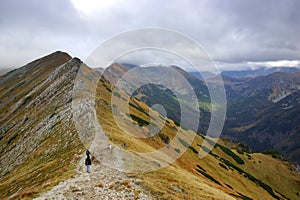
85, 155, 92, 173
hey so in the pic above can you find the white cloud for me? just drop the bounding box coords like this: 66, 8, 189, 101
71, 0, 118, 15
247, 60, 300, 68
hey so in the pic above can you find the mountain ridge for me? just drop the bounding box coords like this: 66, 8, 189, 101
0, 51, 299, 199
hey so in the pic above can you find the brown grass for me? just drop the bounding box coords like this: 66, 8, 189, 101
94, 77, 300, 200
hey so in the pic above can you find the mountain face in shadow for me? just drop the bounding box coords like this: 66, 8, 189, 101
222, 71, 300, 163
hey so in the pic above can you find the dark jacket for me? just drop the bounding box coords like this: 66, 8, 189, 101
85, 157, 92, 165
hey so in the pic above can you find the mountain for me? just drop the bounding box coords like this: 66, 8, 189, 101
240, 90, 300, 162
0, 51, 87, 198
95, 63, 300, 200
223, 71, 300, 163
0, 68, 14, 76
188, 71, 217, 80
221, 67, 300, 79
102, 63, 211, 134
0, 52, 299, 199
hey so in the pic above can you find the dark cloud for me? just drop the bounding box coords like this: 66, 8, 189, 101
0, 0, 85, 68
0, 0, 299, 70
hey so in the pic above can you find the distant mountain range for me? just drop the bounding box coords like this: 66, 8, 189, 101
221, 67, 300, 79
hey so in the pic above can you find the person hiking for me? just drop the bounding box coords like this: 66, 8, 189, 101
85, 155, 92, 173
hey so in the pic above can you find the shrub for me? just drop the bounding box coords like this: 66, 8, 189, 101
129, 102, 149, 116
178, 138, 198, 154
201, 146, 211, 154
105, 87, 112, 92
129, 114, 149, 126
220, 158, 279, 199
238, 142, 252, 153
7, 133, 18, 145
196, 169, 221, 185
237, 149, 244, 155
262, 149, 282, 159
113, 91, 121, 98
159, 134, 170, 144
218, 144, 245, 165
219, 163, 228, 170
174, 148, 181, 153
178, 138, 189, 148
22, 96, 32, 105
189, 146, 198, 154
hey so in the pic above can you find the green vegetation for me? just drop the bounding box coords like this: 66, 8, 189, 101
128, 114, 150, 126
159, 133, 170, 144
113, 91, 121, 98
178, 138, 189, 148
220, 158, 280, 199
216, 144, 245, 164
129, 101, 149, 116
174, 148, 180, 153
238, 142, 252, 153
6, 133, 18, 145
237, 148, 244, 155
22, 95, 32, 105
105, 87, 112, 92
189, 146, 198, 154
200, 146, 211, 154
262, 149, 283, 159
178, 138, 198, 154
218, 162, 228, 170
195, 165, 221, 186
237, 192, 253, 200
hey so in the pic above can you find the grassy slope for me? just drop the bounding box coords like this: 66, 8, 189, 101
0, 57, 299, 199
96, 77, 300, 200
0, 53, 85, 199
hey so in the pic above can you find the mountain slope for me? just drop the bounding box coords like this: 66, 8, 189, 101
0, 52, 86, 198
0, 53, 299, 199
223, 71, 300, 163
239, 90, 300, 163
102, 63, 211, 134
95, 75, 300, 199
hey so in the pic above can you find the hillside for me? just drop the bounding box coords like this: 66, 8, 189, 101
0, 51, 86, 198
237, 90, 300, 163
95, 73, 300, 199
223, 71, 300, 163
102, 63, 211, 134
0, 52, 299, 199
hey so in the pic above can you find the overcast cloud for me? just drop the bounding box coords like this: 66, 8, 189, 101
0, 0, 299, 71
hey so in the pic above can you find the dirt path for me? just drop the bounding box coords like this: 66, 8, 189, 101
34, 155, 152, 200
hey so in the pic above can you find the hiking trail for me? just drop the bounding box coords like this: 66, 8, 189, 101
34, 155, 152, 200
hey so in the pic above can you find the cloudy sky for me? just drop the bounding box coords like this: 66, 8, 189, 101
0, 0, 299, 71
